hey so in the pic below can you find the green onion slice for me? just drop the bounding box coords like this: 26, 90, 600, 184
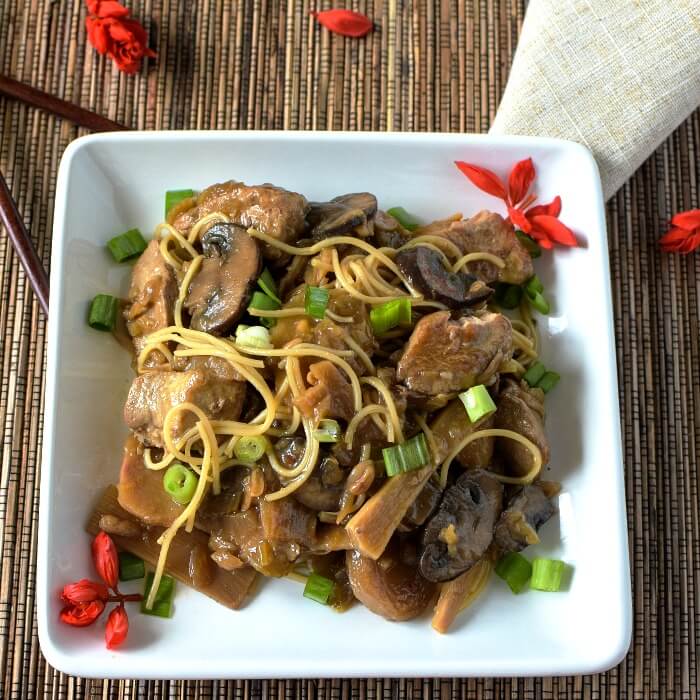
370, 298, 412, 335
165, 189, 195, 217
88, 294, 119, 331
107, 228, 147, 262
303, 573, 335, 605
387, 206, 420, 232
119, 551, 145, 581
525, 275, 544, 296
515, 230, 542, 258
312, 419, 341, 443
248, 290, 281, 328
382, 433, 430, 477
141, 573, 176, 617
522, 361, 546, 387
459, 384, 497, 423
305, 286, 330, 319
495, 552, 532, 593
257, 268, 281, 304
235, 324, 272, 349
493, 283, 523, 310
528, 291, 550, 315
233, 436, 268, 462
163, 463, 197, 505
530, 558, 567, 592
537, 371, 560, 394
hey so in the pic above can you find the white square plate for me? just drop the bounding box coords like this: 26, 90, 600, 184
38, 131, 631, 678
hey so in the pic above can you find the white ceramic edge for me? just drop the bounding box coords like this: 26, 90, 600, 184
37, 131, 632, 679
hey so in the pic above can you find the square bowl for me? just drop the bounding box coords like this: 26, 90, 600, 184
38, 131, 631, 678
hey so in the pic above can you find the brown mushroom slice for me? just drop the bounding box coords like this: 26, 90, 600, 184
419, 470, 503, 582
395, 246, 493, 308
184, 223, 262, 335
346, 546, 435, 621
307, 192, 378, 240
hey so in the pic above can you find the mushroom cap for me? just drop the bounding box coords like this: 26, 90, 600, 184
306, 192, 378, 240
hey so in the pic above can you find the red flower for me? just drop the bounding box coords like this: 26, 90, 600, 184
455, 158, 577, 250
61, 579, 110, 605
92, 531, 119, 590
60, 600, 105, 627
311, 9, 373, 38
85, 0, 156, 75
105, 605, 129, 650
659, 209, 700, 253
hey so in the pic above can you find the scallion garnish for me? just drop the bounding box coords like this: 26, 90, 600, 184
537, 371, 560, 394
119, 552, 145, 581
107, 228, 147, 262
303, 573, 335, 605
524, 274, 550, 314
382, 433, 430, 477
495, 552, 532, 593
515, 230, 542, 258
233, 436, 268, 462
494, 283, 523, 310
312, 419, 341, 443
163, 463, 197, 505
387, 206, 420, 232
248, 290, 281, 328
164, 189, 195, 217
235, 324, 272, 349
88, 294, 119, 331
369, 297, 412, 335
530, 558, 567, 592
141, 573, 176, 617
257, 268, 281, 304
459, 384, 497, 423
522, 361, 546, 387
305, 286, 330, 319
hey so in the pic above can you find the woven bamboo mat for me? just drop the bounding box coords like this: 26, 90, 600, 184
0, 0, 698, 697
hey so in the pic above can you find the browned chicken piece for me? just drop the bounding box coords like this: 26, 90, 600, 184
171, 354, 244, 382
117, 435, 183, 527
294, 360, 355, 422
412, 213, 463, 237
123, 239, 178, 367
168, 180, 308, 262
124, 369, 246, 447
396, 310, 512, 395
259, 498, 317, 548
443, 211, 533, 285
494, 378, 550, 477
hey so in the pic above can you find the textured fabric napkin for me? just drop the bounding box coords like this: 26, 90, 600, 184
490, 0, 700, 199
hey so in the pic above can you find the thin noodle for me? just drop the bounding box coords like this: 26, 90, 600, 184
345, 405, 392, 448
361, 376, 405, 443
452, 251, 505, 273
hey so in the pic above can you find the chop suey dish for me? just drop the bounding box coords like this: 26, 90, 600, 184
87, 169, 571, 635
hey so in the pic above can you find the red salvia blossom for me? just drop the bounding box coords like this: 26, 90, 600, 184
60, 600, 105, 627
85, 0, 156, 74
311, 9, 374, 37
61, 579, 110, 605
455, 158, 577, 250
105, 605, 129, 649
659, 209, 700, 253
92, 530, 119, 589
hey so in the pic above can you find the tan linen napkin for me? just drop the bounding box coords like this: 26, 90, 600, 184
490, 0, 700, 199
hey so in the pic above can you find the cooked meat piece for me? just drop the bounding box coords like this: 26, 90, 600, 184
124, 369, 246, 447
98, 514, 142, 538
419, 470, 503, 582
396, 310, 512, 395
346, 545, 435, 621
259, 498, 317, 547
493, 482, 559, 553
306, 193, 377, 240
117, 435, 183, 527
185, 223, 261, 334
444, 211, 533, 285
169, 180, 308, 262
294, 469, 344, 512
402, 476, 442, 529
371, 210, 411, 249
171, 354, 244, 382
294, 360, 355, 422
123, 239, 178, 367
395, 246, 492, 308
495, 378, 549, 476
412, 213, 462, 237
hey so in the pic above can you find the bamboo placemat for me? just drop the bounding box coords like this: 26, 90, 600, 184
0, 1, 698, 698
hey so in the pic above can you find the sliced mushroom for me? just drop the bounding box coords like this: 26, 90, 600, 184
294, 471, 344, 512
306, 192, 378, 240
185, 223, 261, 334
419, 470, 503, 582
395, 246, 492, 308
402, 476, 443, 530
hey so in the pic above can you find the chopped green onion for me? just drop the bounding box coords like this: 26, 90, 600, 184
525, 275, 544, 296
88, 294, 119, 331
523, 274, 550, 314
119, 552, 145, 581
303, 573, 335, 605
459, 384, 497, 423
515, 230, 542, 258
305, 286, 330, 319
235, 324, 272, 349
522, 361, 546, 387
537, 371, 560, 394
313, 419, 341, 443
494, 283, 523, 310
248, 290, 281, 328
163, 463, 197, 505
530, 558, 567, 592
382, 433, 430, 477
141, 573, 175, 617
387, 206, 420, 232
528, 291, 550, 314
370, 298, 412, 335
234, 436, 268, 462
495, 552, 532, 593
257, 268, 281, 304
165, 189, 195, 217
107, 228, 147, 262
